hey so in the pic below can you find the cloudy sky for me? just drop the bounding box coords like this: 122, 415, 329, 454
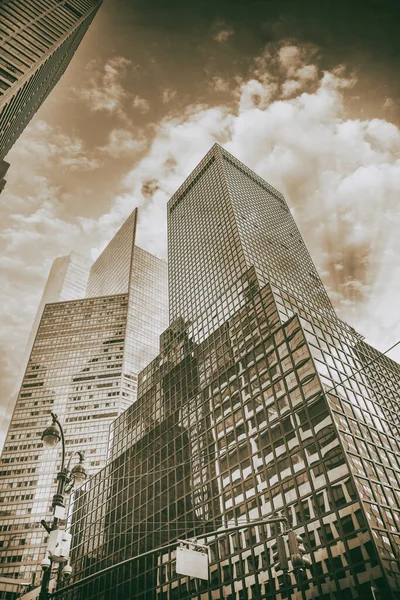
1, 0, 400, 449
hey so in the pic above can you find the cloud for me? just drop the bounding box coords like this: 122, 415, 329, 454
209, 76, 231, 93
278, 45, 308, 77
213, 22, 234, 43
74, 56, 133, 120
161, 88, 177, 104
6, 119, 102, 175
99, 128, 146, 158
60, 156, 101, 170
238, 79, 276, 111
281, 64, 318, 98
383, 97, 394, 110
132, 95, 150, 113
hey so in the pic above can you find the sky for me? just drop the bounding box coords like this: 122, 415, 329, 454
1, 0, 400, 449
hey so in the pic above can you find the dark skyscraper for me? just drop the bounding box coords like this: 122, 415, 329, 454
40, 146, 400, 600
0, 0, 102, 179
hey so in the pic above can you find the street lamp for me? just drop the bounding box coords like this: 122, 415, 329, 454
39, 412, 87, 600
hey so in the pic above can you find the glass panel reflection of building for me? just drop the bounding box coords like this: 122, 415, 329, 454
66, 145, 400, 600
0, 209, 168, 594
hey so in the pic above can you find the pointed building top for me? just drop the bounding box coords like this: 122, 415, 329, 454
86, 209, 138, 298
167, 143, 285, 216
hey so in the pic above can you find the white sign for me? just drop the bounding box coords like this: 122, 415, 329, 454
176, 546, 209, 580
47, 530, 71, 562
54, 505, 66, 520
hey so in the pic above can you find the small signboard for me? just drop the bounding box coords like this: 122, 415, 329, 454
176, 546, 209, 580
47, 530, 71, 562
54, 505, 66, 520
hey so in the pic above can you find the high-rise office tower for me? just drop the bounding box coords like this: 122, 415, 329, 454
63, 145, 400, 600
0, 209, 168, 596
0, 0, 102, 189
6, 253, 91, 419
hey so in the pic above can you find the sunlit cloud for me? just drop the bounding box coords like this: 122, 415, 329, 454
383, 97, 394, 110
98, 128, 146, 158
6, 120, 101, 173
161, 88, 177, 104
73, 56, 133, 120
209, 76, 231, 93
132, 95, 150, 113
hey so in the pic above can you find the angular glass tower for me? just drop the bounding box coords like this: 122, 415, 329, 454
0, 0, 102, 170
39, 146, 400, 600
0, 210, 168, 595
7, 252, 91, 413
168, 145, 334, 327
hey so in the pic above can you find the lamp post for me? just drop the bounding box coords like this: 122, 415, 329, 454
39, 412, 87, 600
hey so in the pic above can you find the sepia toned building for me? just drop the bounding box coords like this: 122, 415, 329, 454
0, 209, 168, 596
59, 145, 400, 600
0, 0, 102, 190
8, 252, 92, 415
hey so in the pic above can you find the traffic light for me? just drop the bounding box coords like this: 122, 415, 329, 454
288, 530, 311, 570
271, 535, 289, 572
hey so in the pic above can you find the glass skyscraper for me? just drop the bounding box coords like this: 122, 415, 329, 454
58, 145, 400, 600
0, 0, 102, 185
7, 252, 91, 417
0, 209, 168, 596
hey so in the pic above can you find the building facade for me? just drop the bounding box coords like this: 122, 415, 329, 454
0, 210, 168, 596
58, 145, 400, 600
0, 0, 102, 187
7, 252, 91, 417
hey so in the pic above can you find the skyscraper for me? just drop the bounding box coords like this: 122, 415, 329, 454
7, 252, 91, 415
0, 0, 102, 183
62, 145, 400, 600
0, 209, 168, 596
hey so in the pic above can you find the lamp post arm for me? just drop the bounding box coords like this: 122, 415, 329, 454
50, 412, 65, 473
66, 451, 84, 474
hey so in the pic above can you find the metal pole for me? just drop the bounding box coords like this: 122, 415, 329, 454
39, 416, 67, 600
38, 560, 53, 600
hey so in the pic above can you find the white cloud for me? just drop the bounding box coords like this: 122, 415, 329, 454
209, 76, 231, 93
6, 119, 101, 175
237, 79, 276, 111
60, 156, 102, 170
278, 45, 306, 77
383, 97, 394, 110
132, 95, 150, 113
162, 88, 177, 104
99, 128, 146, 158
74, 56, 133, 119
